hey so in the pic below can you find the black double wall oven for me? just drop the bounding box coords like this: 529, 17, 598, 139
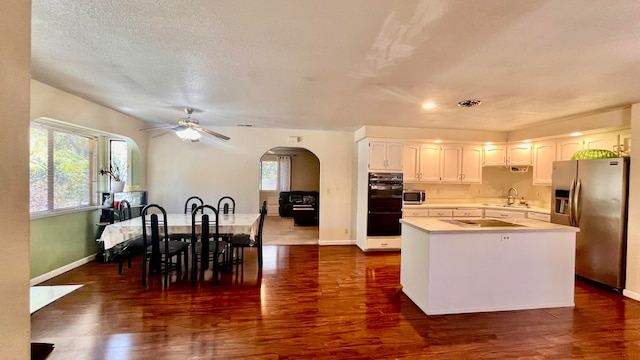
367, 172, 403, 236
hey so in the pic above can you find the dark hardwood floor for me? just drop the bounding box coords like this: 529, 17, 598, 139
31, 245, 640, 359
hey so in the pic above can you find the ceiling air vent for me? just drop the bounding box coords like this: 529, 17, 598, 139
457, 99, 482, 108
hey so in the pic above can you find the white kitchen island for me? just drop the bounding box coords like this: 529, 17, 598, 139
400, 217, 579, 315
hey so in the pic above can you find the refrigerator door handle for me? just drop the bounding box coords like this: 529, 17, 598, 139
569, 179, 576, 226
574, 178, 582, 225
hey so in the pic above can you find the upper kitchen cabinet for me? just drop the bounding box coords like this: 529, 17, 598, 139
403, 143, 440, 182
368, 139, 403, 172
583, 132, 619, 153
556, 137, 583, 161
483, 145, 507, 166
507, 143, 532, 166
441, 145, 482, 184
532, 140, 556, 185
619, 130, 631, 156
483, 143, 531, 166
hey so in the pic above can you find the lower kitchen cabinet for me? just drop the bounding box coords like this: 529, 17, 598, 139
367, 237, 401, 250
484, 209, 526, 219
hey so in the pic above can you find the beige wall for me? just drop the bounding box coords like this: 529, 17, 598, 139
146, 128, 353, 242
0, 1, 31, 358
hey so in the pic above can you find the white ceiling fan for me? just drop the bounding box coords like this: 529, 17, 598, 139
140, 108, 230, 142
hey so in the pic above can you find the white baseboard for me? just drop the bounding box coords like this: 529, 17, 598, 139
318, 239, 356, 246
30, 253, 97, 286
623, 288, 640, 302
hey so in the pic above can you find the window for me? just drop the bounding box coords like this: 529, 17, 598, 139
30, 124, 97, 213
109, 139, 128, 183
259, 155, 291, 191
260, 160, 278, 191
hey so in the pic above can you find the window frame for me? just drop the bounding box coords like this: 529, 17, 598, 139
259, 159, 279, 192
29, 121, 103, 219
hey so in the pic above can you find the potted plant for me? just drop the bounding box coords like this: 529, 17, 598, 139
99, 164, 126, 192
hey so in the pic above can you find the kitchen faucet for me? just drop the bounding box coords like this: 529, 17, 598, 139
507, 187, 518, 205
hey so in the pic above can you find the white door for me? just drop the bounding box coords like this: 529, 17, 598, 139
507, 143, 532, 165
419, 144, 441, 182
368, 141, 388, 170
440, 145, 462, 183
532, 141, 556, 185
461, 146, 482, 183
556, 137, 583, 161
385, 142, 404, 171
403, 143, 420, 182
483, 145, 506, 166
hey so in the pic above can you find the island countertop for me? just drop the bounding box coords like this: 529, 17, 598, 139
400, 217, 579, 234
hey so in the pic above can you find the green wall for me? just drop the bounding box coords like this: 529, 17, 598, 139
30, 210, 101, 278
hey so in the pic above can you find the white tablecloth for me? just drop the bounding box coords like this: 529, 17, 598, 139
99, 213, 260, 250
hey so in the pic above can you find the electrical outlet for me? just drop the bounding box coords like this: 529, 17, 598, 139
501, 234, 510, 241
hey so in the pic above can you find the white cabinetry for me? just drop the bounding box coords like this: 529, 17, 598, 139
528, 212, 551, 222
556, 137, 583, 161
403, 208, 430, 217
507, 143, 532, 165
453, 209, 483, 217
484, 209, 526, 219
441, 145, 482, 184
369, 140, 403, 172
532, 140, 556, 185
483, 143, 531, 166
483, 145, 507, 166
403, 143, 440, 182
403, 143, 481, 184
428, 209, 453, 218
584, 132, 618, 152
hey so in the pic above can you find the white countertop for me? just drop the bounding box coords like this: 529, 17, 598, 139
402, 202, 550, 214
400, 217, 578, 234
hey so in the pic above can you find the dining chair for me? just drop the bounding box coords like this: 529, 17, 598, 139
230, 200, 267, 270
216, 196, 236, 266
190, 204, 222, 286
184, 196, 204, 214
141, 204, 189, 287
115, 200, 145, 275
217, 196, 235, 215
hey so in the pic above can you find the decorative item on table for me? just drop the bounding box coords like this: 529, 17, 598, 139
99, 163, 126, 192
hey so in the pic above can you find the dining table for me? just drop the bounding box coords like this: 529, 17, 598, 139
99, 213, 260, 251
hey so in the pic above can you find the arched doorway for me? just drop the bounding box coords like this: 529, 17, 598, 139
258, 147, 320, 245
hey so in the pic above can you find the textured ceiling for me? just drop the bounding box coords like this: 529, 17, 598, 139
31, 0, 640, 133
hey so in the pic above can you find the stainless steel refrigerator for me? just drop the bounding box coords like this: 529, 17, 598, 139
551, 158, 630, 291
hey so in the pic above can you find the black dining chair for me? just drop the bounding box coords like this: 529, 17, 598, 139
185, 196, 204, 215
190, 204, 222, 286
115, 200, 146, 275
216, 196, 236, 266
217, 196, 235, 215
141, 204, 189, 287
230, 200, 267, 270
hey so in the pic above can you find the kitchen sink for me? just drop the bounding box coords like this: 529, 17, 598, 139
447, 219, 525, 228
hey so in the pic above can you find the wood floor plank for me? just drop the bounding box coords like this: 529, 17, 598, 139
31, 245, 640, 359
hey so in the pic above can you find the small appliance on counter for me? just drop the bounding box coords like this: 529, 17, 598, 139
403, 190, 426, 205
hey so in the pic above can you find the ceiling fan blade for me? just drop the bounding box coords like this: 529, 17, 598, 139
151, 130, 172, 139
199, 127, 230, 141
139, 125, 175, 132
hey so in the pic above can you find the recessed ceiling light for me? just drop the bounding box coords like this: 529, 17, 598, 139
422, 102, 436, 109
485, 141, 493, 145
434, 139, 442, 143
522, 139, 531, 143
457, 99, 482, 108
570, 132, 582, 137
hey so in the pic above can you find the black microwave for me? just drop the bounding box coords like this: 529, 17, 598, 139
403, 190, 426, 204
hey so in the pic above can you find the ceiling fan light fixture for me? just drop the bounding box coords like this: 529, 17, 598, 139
176, 127, 201, 141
